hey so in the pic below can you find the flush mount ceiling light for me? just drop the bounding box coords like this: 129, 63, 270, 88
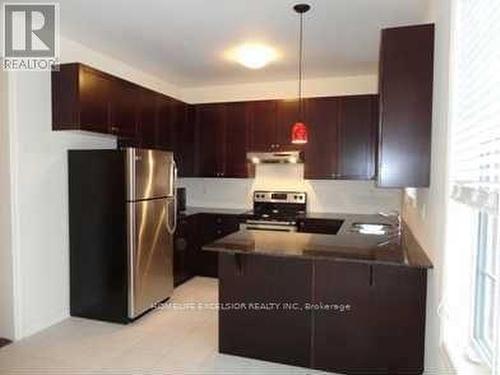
291, 3, 311, 145
226, 43, 279, 69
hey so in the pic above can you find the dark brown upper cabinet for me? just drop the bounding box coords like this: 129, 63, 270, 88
53, 63, 191, 162
276, 99, 303, 151
54, 34, 434, 185
110, 80, 138, 139
156, 96, 176, 151
136, 89, 159, 149
338, 95, 378, 180
378, 24, 434, 187
194, 103, 226, 177
53, 64, 139, 138
174, 104, 195, 177
247, 100, 278, 152
52, 64, 110, 134
78, 66, 113, 134
247, 99, 303, 152
191, 96, 376, 180
303, 97, 339, 179
302, 95, 377, 180
194, 102, 252, 178
224, 102, 252, 178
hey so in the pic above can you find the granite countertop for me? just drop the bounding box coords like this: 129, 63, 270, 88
202, 213, 433, 269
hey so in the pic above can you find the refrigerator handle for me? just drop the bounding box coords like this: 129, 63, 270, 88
166, 197, 177, 235
166, 160, 177, 235
170, 159, 177, 196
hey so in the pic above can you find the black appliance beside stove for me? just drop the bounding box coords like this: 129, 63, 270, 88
241, 191, 307, 232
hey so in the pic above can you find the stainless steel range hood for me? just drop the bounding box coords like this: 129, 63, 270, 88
247, 151, 303, 164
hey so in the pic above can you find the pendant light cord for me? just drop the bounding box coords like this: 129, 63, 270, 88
298, 11, 304, 121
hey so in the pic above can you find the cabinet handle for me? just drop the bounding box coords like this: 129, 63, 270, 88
369, 265, 375, 287
176, 238, 187, 251
234, 253, 244, 276
110, 126, 119, 133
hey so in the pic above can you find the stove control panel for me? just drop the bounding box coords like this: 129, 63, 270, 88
253, 191, 307, 204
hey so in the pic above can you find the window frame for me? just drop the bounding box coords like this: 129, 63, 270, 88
471, 210, 499, 368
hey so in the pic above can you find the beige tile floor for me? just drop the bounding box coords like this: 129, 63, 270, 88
0, 277, 333, 375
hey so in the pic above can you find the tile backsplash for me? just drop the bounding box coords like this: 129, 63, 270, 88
178, 164, 402, 214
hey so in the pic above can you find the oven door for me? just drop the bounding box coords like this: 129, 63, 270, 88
240, 221, 297, 232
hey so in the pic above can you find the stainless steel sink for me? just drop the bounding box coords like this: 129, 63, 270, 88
350, 222, 395, 235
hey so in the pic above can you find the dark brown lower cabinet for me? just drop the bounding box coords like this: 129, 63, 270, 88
313, 262, 426, 374
313, 262, 374, 373
174, 213, 241, 282
195, 214, 240, 277
174, 215, 197, 287
372, 264, 427, 374
218, 254, 427, 375
219, 253, 313, 368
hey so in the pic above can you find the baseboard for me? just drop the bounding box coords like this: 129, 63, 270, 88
439, 343, 458, 374
20, 309, 69, 339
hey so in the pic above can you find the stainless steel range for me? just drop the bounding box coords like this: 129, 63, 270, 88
241, 191, 307, 232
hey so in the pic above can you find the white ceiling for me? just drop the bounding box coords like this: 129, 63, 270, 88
45, 0, 428, 86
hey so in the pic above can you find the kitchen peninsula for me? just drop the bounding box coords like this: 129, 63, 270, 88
204, 215, 432, 375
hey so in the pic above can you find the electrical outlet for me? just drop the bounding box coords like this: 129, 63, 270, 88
420, 203, 427, 220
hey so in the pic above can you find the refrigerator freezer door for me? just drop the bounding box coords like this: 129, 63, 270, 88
128, 198, 174, 319
126, 148, 175, 201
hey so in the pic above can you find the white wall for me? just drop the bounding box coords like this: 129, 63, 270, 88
0, 70, 16, 340
60, 37, 180, 98
9, 72, 116, 339
7, 37, 182, 340
180, 164, 402, 214
402, 0, 455, 373
180, 74, 377, 103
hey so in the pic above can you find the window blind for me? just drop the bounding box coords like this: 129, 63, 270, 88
450, 0, 500, 214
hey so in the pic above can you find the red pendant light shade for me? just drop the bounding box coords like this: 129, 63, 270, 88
291, 121, 308, 144
290, 4, 311, 145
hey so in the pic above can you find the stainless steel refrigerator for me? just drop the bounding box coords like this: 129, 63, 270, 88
126, 148, 176, 319
68, 148, 176, 323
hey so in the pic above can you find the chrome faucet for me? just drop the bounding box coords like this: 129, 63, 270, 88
377, 210, 401, 233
